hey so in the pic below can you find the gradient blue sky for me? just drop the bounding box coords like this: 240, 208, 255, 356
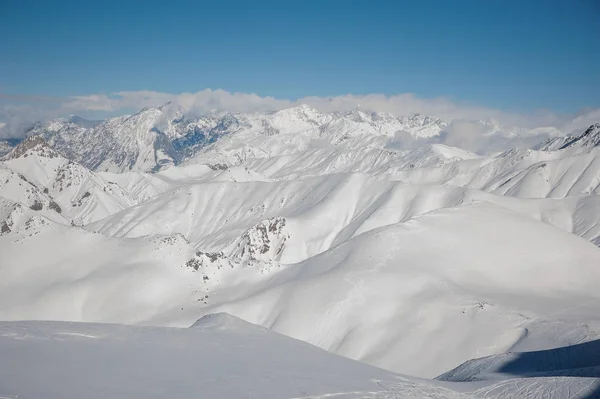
0, 0, 598, 113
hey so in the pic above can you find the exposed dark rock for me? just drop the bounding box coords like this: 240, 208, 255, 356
185, 251, 225, 270
49, 201, 62, 213
207, 163, 228, 171
0, 221, 10, 235
30, 201, 43, 211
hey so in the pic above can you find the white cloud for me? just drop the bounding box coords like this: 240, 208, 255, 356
66, 94, 117, 112
1, 89, 599, 142
62, 89, 292, 116
63, 90, 597, 131
0, 103, 58, 138
426, 120, 559, 153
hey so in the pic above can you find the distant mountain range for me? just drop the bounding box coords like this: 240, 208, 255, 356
1, 104, 581, 173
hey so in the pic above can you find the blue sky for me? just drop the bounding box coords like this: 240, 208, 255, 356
0, 0, 599, 137
1, 0, 598, 112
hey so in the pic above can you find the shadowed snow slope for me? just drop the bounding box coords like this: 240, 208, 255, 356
437, 338, 600, 382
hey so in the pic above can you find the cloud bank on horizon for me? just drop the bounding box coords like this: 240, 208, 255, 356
1, 89, 599, 144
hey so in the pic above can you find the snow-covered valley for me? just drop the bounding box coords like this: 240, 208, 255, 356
1, 106, 600, 398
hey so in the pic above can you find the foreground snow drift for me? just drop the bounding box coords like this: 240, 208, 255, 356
0, 316, 409, 399
1, 316, 599, 399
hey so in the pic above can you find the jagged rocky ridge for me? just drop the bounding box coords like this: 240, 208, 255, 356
20, 105, 453, 172
11, 105, 593, 176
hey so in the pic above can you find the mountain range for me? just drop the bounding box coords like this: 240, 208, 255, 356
2, 104, 573, 172
1, 105, 600, 398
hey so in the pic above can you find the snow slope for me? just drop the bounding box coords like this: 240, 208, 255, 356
389, 145, 600, 199
0, 316, 401, 399
166, 203, 600, 377
437, 338, 600, 382
3, 199, 600, 379
1, 317, 599, 399
88, 172, 600, 258
0, 218, 200, 324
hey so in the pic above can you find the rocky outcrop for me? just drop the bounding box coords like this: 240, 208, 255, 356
230, 217, 290, 265
5, 135, 59, 160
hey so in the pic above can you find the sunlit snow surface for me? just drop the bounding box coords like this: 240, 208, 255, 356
1, 111, 600, 398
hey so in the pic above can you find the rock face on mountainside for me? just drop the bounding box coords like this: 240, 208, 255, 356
0, 165, 63, 216
26, 109, 180, 173
230, 217, 290, 265
185, 217, 290, 278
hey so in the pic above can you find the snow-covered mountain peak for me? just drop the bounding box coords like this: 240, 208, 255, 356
1, 133, 139, 224
66, 115, 103, 128
266, 104, 329, 132
534, 123, 600, 152
396, 113, 448, 137
157, 100, 173, 111
5, 135, 59, 160
561, 122, 600, 149
25, 105, 182, 173
341, 108, 372, 121
190, 312, 266, 331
